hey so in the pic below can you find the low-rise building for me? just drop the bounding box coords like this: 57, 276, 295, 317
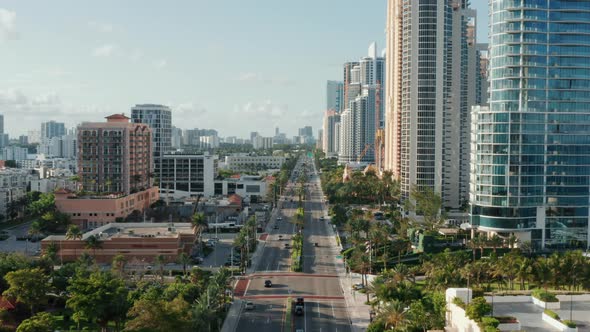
159, 153, 218, 199
0, 168, 33, 220
222, 154, 286, 171
41, 222, 195, 263
214, 175, 269, 199
54, 187, 159, 229
30, 177, 78, 193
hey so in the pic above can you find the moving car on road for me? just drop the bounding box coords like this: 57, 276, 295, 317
352, 283, 365, 290
264, 280, 272, 288
245, 301, 255, 310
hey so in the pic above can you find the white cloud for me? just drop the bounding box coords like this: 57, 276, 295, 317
0, 8, 18, 41
174, 102, 208, 117
153, 59, 167, 69
0, 88, 125, 135
235, 72, 294, 86
128, 49, 143, 62
237, 100, 288, 119
92, 44, 116, 57
88, 21, 114, 33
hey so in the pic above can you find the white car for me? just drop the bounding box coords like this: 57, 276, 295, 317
245, 301, 255, 310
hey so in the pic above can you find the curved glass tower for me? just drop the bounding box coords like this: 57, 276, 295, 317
470, 0, 590, 249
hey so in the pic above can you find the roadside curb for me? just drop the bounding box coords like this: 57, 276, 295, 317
284, 297, 292, 332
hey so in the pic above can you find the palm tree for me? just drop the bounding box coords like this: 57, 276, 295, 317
488, 235, 504, 253
378, 300, 409, 330
84, 235, 102, 260
178, 252, 191, 277
155, 254, 166, 282
112, 254, 127, 277
28, 221, 43, 241
44, 242, 59, 264
65, 224, 83, 261
507, 233, 519, 249
191, 212, 208, 247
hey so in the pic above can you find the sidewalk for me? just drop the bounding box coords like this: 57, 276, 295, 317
322, 199, 371, 332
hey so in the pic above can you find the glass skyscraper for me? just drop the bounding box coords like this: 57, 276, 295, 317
470, 0, 590, 249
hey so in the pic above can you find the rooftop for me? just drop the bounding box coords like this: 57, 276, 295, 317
42, 222, 194, 241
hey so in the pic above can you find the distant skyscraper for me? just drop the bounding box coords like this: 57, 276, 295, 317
326, 81, 344, 113
475, 43, 489, 106
384, 0, 478, 209
171, 126, 182, 149
78, 114, 152, 194
0, 114, 4, 134
338, 43, 385, 164
41, 121, 66, 139
131, 104, 172, 180
470, 0, 590, 250
322, 110, 341, 157
131, 104, 172, 158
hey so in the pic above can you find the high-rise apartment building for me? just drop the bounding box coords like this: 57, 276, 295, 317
41, 121, 66, 139
131, 104, 172, 157
78, 114, 152, 194
476, 43, 489, 106
384, 0, 478, 210
470, 0, 590, 250
326, 81, 345, 113
322, 110, 341, 157
338, 43, 385, 164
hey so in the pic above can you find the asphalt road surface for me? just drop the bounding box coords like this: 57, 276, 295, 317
236, 155, 351, 332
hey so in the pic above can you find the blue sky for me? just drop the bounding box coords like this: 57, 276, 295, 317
0, 0, 488, 138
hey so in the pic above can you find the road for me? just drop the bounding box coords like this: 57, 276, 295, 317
236, 155, 351, 332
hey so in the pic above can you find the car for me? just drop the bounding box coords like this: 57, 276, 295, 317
277, 217, 283, 221
264, 280, 272, 288
245, 301, 255, 310
193, 257, 204, 264
295, 305, 303, 316
296, 297, 304, 306
319, 216, 325, 221
314, 242, 318, 247
146, 265, 153, 270
284, 243, 290, 248
352, 283, 365, 290
273, 225, 279, 229
296, 330, 304, 332
278, 235, 283, 240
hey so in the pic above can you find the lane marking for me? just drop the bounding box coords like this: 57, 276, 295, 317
317, 300, 321, 318
331, 300, 335, 318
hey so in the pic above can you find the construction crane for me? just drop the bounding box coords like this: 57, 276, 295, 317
357, 143, 374, 163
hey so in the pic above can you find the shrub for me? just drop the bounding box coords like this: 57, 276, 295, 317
465, 297, 492, 321
453, 297, 466, 309
544, 309, 560, 320
532, 289, 558, 302
483, 327, 500, 332
481, 317, 500, 328
562, 320, 577, 328
495, 316, 518, 323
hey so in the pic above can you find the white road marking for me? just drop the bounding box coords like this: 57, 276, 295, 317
331, 300, 335, 318
317, 300, 321, 318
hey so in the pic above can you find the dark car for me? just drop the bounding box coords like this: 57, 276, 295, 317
296, 297, 304, 306
264, 280, 272, 288
295, 305, 303, 316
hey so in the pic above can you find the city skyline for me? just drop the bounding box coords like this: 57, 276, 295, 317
0, 1, 488, 138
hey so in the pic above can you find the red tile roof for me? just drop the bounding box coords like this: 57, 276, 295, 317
228, 194, 242, 205
105, 113, 129, 120
0, 296, 15, 310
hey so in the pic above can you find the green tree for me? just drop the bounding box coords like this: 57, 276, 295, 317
155, 254, 166, 282
465, 297, 491, 321
407, 186, 444, 231
27, 193, 55, 217
16, 312, 57, 332
177, 252, 191, 277
111, 254, 127, 277
125, 296, 191, 332
28, 221, 43, 240
66, 270, 129, 332
84, 235, 103, 259
191, 212, 208, 247
3, 268, 49, 314
377, 300, 409, 330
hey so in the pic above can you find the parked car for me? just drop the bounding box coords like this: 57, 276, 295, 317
352, 283, 365, 291
245, 301, 255, 310
264, 280, 272, 288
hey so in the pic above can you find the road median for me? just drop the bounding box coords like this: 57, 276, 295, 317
284, 297, 292, 332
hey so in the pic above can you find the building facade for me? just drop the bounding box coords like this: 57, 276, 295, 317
41, 223, 195, 263
223, 155, 286, 171
131, 104, 172, 181
322, 110, 341, 157
384, 0, 478, 210
41, 121, 66, 139
78, 114, 152, 194
326, 80, 345, 113
159, 153, 218, 199
470, 0, 590, 250
0, 168, 32, 221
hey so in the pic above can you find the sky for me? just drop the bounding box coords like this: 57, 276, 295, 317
0, 0, 489, 138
